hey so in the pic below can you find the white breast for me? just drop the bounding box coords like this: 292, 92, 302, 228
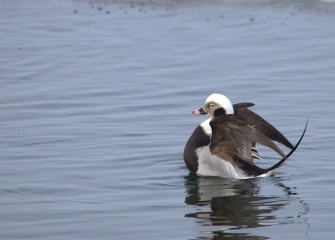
200, 119, 212, 135
196, 146, 248, 179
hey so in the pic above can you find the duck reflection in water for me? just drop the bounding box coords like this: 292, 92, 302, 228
184, 174, 309, 240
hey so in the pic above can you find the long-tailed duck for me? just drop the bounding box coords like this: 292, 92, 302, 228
183, 93, 307, 179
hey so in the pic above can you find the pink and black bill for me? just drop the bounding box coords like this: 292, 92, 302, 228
192, 107, 207, 115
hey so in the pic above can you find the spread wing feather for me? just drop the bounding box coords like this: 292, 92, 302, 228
233, 103, 294, 149
209, 115, 285, 165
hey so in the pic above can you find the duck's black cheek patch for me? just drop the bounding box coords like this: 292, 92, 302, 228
214, 108, 226, 117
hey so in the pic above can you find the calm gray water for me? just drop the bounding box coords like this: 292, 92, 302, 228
1, 0, 335, 239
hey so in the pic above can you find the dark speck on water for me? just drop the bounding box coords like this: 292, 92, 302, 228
1, 0, 335, 240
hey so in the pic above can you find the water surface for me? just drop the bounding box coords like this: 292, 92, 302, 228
1, 0, 335, 239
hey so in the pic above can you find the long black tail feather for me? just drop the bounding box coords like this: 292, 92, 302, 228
233, 118, 308, 177
263, 117, 309, 175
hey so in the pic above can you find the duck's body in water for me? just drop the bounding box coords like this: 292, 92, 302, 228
183, 93, 307, 179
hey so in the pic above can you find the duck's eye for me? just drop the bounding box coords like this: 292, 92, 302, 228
209, 103, 215, 109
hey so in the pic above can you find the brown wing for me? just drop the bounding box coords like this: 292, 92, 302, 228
233, 103, 294, 149
209, 115, 285, 165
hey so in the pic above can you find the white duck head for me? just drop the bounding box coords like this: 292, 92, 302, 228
193, 93, 234, 118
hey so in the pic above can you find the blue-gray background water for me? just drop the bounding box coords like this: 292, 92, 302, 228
1, 0, 335, 239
